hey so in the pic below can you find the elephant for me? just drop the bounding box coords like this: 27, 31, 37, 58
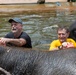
0, 46, 76, 75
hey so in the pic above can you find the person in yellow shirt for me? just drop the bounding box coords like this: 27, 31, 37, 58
49, 26, 76, 51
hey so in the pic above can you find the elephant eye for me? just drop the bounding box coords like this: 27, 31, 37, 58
73, 30, 76, 35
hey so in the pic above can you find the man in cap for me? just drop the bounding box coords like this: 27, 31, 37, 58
0, 17, 32, 48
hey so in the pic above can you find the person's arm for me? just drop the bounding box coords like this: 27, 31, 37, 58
70, 39, 76, 47
49, 40, 59, 51
0, 38, 26, 47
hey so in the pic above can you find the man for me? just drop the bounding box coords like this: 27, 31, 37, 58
0, 17, 32, 48
49, 26, 76, 51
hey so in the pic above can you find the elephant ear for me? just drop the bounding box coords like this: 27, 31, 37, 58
69, 21, 76, 32
72, 29, 76, 36
69, 21, 76, 41
69, 29, 76, 41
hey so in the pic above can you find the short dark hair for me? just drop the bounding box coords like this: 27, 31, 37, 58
57, 26, 69, 33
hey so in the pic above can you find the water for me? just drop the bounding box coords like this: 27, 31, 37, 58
0, 2, 76, 50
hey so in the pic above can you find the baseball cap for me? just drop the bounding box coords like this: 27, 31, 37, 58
8, 17, 22, 24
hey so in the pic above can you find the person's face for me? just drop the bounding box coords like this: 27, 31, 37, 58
58, 29, 69, 43
11, 21, 22, 33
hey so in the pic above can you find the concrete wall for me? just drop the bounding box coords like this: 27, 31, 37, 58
0, 0, 67, 4
46, 0, 67, 2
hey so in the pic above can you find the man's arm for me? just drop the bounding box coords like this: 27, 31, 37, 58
49, 40, 59, 51
0, 38, 26, 47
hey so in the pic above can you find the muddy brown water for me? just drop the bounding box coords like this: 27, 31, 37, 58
0, 2, 76, 50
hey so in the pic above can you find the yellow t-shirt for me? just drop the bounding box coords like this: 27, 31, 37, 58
49, 38, 76, 51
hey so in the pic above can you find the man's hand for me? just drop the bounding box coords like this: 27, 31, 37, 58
0, 38, 6, 46
62, 42, 74, 49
